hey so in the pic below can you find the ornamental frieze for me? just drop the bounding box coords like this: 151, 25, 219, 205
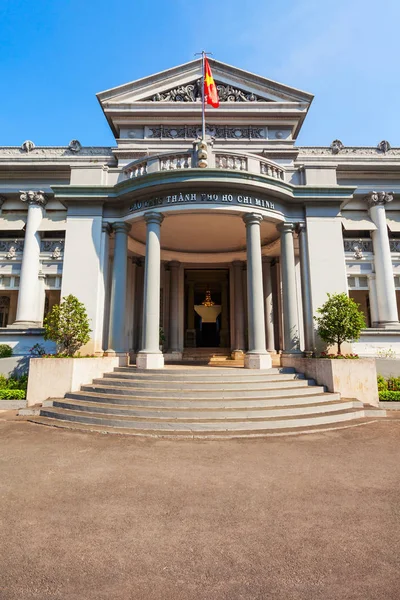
148, 124, 265, 140
149, 80, 269, 103
298, 147, 400, 156
0, 146, 114, 157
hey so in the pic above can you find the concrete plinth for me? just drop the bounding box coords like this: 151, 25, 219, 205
244, 352, 272, 369
136, 352, 164, 370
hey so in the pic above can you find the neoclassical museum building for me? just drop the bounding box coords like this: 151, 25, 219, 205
1, 58, 400, 368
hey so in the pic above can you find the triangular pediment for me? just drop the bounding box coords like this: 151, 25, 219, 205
97, 58, 313, 106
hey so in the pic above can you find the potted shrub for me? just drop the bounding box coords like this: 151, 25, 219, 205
26, 295, 124, 406
281, 293, 379, 406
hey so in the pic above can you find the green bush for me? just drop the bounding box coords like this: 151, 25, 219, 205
379, 390, 400, 402
387, 376, 400, 391
315, 293, 366, 354
0, 389, 25, 400
7, 374, 28, 392
0, 344, 12, 358
44, 295, 91, 356
377, 375, 388, 392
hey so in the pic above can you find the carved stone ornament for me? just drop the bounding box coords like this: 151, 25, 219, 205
68, 139, 82, 152
21, 140, 35, 153
330, 139, 344, 154
0, 146, 113, 158
298, 147, 400, 156
364, 191, 394, 206
6, 246, 16, 260
149, 80, 268, 103
20, 190, 47, 207
377, 140, 391, 153
41, 240, 64, 253
147, 124, 265, 140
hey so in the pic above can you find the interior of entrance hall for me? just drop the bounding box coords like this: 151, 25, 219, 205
185, 269, 230, 348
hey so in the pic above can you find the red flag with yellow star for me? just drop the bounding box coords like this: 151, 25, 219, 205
204, 58, 219, 108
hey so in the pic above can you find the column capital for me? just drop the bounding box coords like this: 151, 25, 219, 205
102, 222, 112, 235
242, 212, 263, 226
168, 260, 180, 270
295, 222, 306, 234
144, 211, 164, 225
112, 221, 131, 234
20, 190, 47, 207
364, 191, 394, 207
262, 256, 273, 264
232, 260, 244, 268
277, 222, 294, 234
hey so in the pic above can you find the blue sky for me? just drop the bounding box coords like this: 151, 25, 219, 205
1, 0, 399, 147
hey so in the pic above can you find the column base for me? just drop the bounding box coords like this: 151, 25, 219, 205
231, 349, 245, 360
244, 352, 272, 369
8, 321, 42, 329
165, 350, 183, 361
376, 321, 400, 329
136, 352, 164, 370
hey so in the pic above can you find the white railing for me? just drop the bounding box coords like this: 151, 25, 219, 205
123, 150, 286, 181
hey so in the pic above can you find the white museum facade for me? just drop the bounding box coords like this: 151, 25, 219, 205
1, 58, 400, 368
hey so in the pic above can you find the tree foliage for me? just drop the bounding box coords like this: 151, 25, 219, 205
43, 295, 91, 356
315, 293, 366, 354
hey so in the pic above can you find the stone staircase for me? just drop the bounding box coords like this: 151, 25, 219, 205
29, 366, 386, 438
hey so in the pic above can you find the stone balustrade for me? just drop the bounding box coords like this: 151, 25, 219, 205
123, 150, 286, 181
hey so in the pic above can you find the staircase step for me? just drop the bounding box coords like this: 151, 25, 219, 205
29, 415, 379, 438
90, 376, 309, 391
80, 382, 323, 399
114, 367, 295, 378
64, 391, 341, 408
50, 399, 363, 420
37, 406, 369, 431
102, 372, 303, 385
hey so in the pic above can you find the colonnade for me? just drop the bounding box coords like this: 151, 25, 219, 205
10, 191, 315, 366
101, 210, 315, 369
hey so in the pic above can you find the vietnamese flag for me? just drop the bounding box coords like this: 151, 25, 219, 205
204, 58, 219, 108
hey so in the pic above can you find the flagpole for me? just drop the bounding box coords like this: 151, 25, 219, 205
201, 50, 206, 140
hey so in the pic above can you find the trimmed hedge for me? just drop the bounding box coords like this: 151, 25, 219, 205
379, 391, 400, 402
0, 389, 25, 400
0, 344, 12, 358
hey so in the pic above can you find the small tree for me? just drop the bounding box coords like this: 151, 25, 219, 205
43, 295, 91, 356
315, 292, 366, 355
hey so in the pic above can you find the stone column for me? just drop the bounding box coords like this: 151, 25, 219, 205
106, 222, 131, 355
366, 191, 399, 327
232, 260, 245, 355
168, 260, 181, 357
262, 257, 275, 352
98, 223, 111, 353
368, 273, 379, 328
220, 277, 229, 347
37, 272, 47, 325
297, 223, 315, 354
185, 280, 196, 347
279, 223, 301, 354
242, 213, 271, 369
136, 212, 164, 369
14, 191, 46, 327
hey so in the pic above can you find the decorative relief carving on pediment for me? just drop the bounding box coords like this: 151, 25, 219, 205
149, 80, 269, 103
147, 125, 265, 140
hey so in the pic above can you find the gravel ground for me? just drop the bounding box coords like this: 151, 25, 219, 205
0, 418, 399, 600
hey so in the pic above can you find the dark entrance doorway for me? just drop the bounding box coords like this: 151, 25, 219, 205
184, 269, 230, 348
